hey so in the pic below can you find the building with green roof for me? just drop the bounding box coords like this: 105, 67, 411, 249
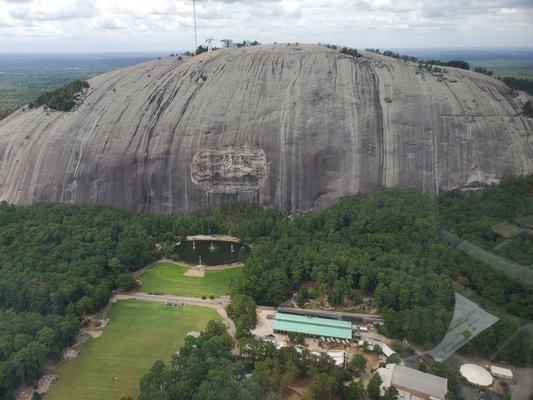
273, 312, 353, 339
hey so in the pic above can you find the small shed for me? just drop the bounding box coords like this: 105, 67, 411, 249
326, 351, 345, 367
490, 365, 513, 380
380, 342, 395, 357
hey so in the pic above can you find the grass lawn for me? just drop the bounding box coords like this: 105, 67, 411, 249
45, 299, 219, 400
136, 261, 243, 297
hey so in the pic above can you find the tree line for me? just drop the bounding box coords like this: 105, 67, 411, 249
364, 48, 533, 97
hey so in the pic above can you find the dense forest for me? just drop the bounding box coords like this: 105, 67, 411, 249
0, 203, 280, 399
128, 321, 412, 400
0, 178, 532, 398
438, 175, 533, 265
0, 203, 167, 399
499, 76, 533, 96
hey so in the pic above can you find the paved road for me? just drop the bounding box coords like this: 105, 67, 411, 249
115, 292, 236, 338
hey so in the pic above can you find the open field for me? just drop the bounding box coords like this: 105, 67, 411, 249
45, 299, 219, 400
136, 261, 243, 297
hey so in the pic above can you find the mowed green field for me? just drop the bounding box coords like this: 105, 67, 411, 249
136, 261, 243, 297
45, 300, 220, 400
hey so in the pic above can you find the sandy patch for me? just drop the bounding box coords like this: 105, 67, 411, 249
183, 268, 205, 277
252, 307, 276, 336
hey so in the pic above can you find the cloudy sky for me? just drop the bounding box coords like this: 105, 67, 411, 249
0, 0, 532, 53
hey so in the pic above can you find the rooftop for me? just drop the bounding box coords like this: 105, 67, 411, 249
379, 364, 448, 399
273, 312, 352, 339
490, 365, 513, 379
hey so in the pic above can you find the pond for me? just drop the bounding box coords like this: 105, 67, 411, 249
174, 240, 250, 266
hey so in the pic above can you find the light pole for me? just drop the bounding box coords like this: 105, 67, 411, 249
193, 0, 198, 51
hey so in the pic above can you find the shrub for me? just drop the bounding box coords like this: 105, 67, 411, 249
226, 294, 256, 338
32, 79, 89, 111
340, 47, 359, 58
288, 331, 306, 344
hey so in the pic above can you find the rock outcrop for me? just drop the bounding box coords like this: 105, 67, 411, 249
0, 45, 531, 213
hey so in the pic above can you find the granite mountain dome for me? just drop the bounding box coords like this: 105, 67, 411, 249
0, 44, 531, 213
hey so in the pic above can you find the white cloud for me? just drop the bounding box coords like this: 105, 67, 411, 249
8, 0, 97, 21
92, 17, 127, 30
0, 0, 531, 52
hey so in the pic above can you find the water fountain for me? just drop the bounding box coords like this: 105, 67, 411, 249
174, 239, 250, 266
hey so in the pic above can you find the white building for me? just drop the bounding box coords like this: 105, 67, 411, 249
378, 364, 448, 400
490, 365, 513, 380
326, 350, 345, 367
311, 350, 345, 367
380, 342, 395, 358
460, 364, 493, 386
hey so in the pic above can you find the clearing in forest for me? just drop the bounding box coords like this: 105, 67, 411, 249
45, 299, 219, 400
135, 261, 243, 297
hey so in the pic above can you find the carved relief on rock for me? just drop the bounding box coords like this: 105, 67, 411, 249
191, 145, 268, 194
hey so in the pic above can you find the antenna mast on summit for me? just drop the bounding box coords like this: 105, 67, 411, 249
193, 0, 198, 51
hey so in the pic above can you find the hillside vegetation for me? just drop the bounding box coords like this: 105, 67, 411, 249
30, 79, 89, 111
439, 175, 533, 265
0, 181, 532, 399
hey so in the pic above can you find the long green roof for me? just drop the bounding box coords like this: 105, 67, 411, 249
273, 313, 352, 339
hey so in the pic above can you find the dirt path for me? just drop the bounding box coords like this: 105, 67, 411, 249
186, 234, 242, 243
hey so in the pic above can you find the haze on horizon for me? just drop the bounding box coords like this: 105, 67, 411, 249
0, 0, 532, 53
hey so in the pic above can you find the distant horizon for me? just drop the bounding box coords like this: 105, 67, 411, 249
1, 46, 533, 56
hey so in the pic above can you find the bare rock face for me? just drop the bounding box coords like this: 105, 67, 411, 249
0, 45, 531, 213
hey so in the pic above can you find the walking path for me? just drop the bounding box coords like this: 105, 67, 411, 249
186, 234, 242, 243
